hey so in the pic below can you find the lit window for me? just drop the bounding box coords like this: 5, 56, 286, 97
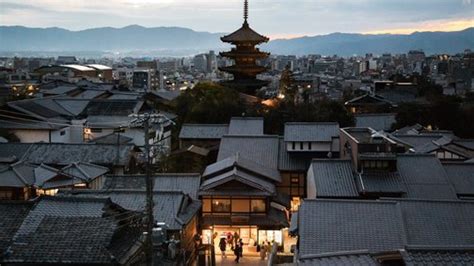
232, 199, 250, 212
212, 199, 230, 212
203, 199, 211, 212
251, 199, 266, 212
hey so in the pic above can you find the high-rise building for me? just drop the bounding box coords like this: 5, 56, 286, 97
219, 0, 270, 94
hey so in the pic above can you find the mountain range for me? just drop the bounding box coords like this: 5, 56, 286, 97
0, 25, 473, 56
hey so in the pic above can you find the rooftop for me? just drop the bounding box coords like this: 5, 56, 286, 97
284, 122, 339, 142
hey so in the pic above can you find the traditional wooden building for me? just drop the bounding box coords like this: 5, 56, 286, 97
219, 0, 270, 94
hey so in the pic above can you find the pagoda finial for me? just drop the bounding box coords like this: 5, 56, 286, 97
244, 0, 249, 23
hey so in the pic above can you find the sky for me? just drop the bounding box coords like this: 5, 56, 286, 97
0, 0, 473, 39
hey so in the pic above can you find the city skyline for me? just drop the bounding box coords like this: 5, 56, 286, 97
0, 0, 473, 40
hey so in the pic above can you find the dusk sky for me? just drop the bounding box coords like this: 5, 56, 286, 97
0, 0, 473, 39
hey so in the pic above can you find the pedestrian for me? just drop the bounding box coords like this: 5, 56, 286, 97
233, 232, 239, 247
239, 239, 243, 257
259, 242, 266, 260
234, 242, 242, 263
219, 237, 227, 258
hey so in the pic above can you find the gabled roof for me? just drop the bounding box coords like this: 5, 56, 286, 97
344, 93, 395, 106
102, 174, 201, 199
203, 154, 281, 183
357, 170, 406, 195
284, 122, 340, 142
61, 162, 109, 182
0, 161, 36, 187
179, 124, 229, 140
309, 160, 359, 198
200, 167, 276, 196
228, 117, 264, 135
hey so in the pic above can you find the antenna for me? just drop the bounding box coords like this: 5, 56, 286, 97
244, 0, 249, 23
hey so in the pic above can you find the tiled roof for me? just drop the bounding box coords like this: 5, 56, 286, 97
0, 161, 35, 187
81, 100, 142, 116
203, 154, 281, 183
309, 160, 359, 198
179, 124, 229, 139
299, 251, 379, 266
298, 199, 405, 256
22, 143, 134, 166
402, 249, 474, 266
0, 143, 32, 161
91, 133, 133, 144
355, 113, 396, 131
284, 122, 339, 142
200, 168, 276, 196
357, 170, 406, 195
69, 190, 200, 230
61, 162, 109, 182
102, 174, 201, 199
443, 163, 474, 196
12, 196, 109, 239
297, 199, 474, 258
397, 154, 458, 200
278, 138, 312, 171
221, 22, 269, 43
5, 216, 117, 264
217, 135, 280, 171
398, 199, 474, 247
228, 117, 264, 136
0, 202, 33, 259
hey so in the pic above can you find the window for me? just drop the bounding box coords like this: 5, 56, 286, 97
308, 142, 312, 150
291, 176, 299, 184
251, 199, 266, 212
203, 199, 211, 212
232, 199, 250, 212
300, 142, 304, 150
91, 128, 102, 133
212, 199, 231, 213
60, 130, 66, 136
292, 142, 295, 150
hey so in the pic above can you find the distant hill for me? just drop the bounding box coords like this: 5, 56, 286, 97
263, 28, 474, 56
0, 25, 473, 56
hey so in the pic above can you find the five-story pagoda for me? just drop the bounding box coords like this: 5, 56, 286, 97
219, 0, 270, 94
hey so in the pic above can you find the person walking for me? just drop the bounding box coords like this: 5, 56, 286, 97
259, 242, 266, 260
234, 242, 242, 263
219, 237, 227, 258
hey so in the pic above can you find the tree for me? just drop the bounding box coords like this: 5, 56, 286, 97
174, 82, 246, 125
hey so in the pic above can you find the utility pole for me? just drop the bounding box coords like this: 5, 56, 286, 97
129, 113, 174, 266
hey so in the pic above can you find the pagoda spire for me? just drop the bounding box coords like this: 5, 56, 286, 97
244, 0, 249, 24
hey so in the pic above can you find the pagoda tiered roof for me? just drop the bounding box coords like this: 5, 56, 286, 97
221, 22, 269, 44
220, 49, 269, 59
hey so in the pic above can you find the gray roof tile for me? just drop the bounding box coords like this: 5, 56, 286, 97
397, 154, 458, 200
355, 113, 396, 131
179, 124, 229, 139
217, 135, 280, 171
298, 199, 405, 256
0, 202, 33, 259
103, 174, 201, 199
309, 160, 359, 198
22, 143, 134, 166
443, 163, 474, 196
402, 249, 474, 266
299, 252, 379, 266
228, 117, 264, 135
284, 122, 339, 142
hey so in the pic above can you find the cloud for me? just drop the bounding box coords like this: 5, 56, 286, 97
0, 0, 472, 35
